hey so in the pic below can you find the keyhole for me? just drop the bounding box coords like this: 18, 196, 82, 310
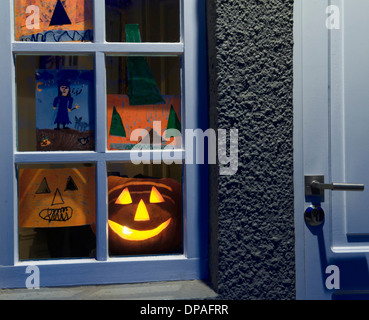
304, 205, 325, 227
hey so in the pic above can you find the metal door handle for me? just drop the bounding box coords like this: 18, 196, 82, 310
311, 181, 364, 192
305, 175, 365, 203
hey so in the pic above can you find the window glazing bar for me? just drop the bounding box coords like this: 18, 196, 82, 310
93, 0, 105, 44
12, 43, 184, 55
14, 151, 186, 163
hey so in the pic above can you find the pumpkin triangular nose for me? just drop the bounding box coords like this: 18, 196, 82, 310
51, 188, 64, 206
134, 199, 150, 221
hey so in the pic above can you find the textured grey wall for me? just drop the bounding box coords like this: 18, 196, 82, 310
207, 0, 295, 299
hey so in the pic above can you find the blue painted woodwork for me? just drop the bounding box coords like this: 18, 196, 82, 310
0, 0, 208, 288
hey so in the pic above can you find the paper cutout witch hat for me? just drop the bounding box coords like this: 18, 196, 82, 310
126, 24, 165, 106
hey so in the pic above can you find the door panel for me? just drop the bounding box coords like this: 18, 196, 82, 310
341, 1, 369, 236
331, 0, 369, 245
296, 0, 369, 299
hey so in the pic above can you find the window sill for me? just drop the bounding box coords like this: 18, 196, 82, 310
0, 280, 217, 300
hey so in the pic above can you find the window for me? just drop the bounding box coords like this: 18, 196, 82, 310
0, 0, 208, 287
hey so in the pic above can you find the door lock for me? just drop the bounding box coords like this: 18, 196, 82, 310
304, 205, 325, 227
305, 175, 364, 203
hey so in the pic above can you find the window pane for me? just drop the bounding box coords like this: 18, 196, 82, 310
17, 163, 96, 260
107, 162, 183, 256
106, 0, 180, 42
14, 0, 93, 42
16, 55, 95, 152
106, 55, 181, 150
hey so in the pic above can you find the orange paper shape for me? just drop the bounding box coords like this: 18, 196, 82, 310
19, 167, 96, 228
107, 95, 181, 150
14, 0, 93, 42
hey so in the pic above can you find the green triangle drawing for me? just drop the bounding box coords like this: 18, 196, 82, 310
109, 106, 126, 137
126, 24, 165, 106
166, 105, 181, 138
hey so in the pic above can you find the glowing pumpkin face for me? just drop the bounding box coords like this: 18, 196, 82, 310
18, 167, 95, 228
108, 176, 182, 255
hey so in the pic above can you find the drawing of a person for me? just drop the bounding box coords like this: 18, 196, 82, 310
53, 82, 73, 130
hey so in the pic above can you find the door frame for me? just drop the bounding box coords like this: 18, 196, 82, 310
293, 0, 305, 300
294, 0, 332, 300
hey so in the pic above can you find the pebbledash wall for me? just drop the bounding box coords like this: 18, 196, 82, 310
207, 0, 295, 299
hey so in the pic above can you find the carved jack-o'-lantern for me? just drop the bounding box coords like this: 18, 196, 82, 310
107, 176, 182, 255
18, 167, 95, 228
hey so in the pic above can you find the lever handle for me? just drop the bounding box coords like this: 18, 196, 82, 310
311, 181, 365, 192
305, 175, 365, 203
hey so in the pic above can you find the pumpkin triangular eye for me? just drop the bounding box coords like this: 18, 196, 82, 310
36, 177, 51, 194
150, 186, 165, 203
65, 176, 78, 191
115, 188, 132, 205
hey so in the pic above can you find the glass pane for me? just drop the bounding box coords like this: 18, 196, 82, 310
106, 55, 181, 150
106, 0, 180, 42
107, 162, 183, 256
14, 0, 93, 42
16, 55, 95, 152
17, 163, 96, 260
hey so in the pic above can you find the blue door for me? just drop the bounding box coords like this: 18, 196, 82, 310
295, 0, 369, 300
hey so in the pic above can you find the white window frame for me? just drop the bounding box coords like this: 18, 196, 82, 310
0, 0, 209, 288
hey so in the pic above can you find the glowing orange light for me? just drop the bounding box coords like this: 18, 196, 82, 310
108, 218, 172, 241
115, 188, 132, 205
150, 186, 165, 203
134, 199, 150, 221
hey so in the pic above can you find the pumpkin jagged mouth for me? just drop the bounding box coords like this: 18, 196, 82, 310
39, 207, 73, 223
108, 218, 172, 241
